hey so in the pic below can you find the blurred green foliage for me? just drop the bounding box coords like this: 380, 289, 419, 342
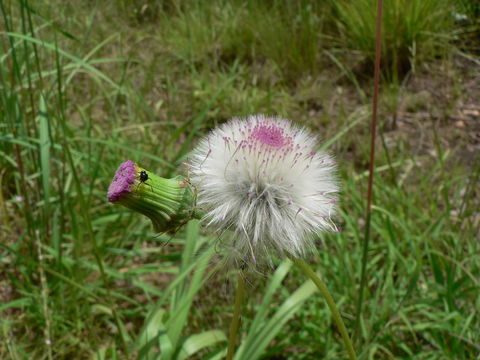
0, 0, 479, 359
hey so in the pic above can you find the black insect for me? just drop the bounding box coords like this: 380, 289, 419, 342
137, 170, 153, 192
139, 170, 149, 183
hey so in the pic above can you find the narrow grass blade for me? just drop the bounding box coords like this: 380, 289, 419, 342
38, 95, 51, 215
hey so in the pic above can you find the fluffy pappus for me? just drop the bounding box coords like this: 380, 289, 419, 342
188, 115, 339, 266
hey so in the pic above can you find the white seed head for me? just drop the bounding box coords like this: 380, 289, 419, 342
188, 115, 338, 266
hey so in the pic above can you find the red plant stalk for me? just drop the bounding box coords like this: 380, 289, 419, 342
354, 0, 383, 339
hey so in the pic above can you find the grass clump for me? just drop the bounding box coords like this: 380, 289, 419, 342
330, 0, 455, 78
161, 0, 328, 82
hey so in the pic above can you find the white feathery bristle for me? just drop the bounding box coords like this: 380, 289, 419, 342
188, 115, 339, 265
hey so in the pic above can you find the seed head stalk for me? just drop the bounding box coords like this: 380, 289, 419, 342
354, 0, 383, 340
292, 257, 357, 360
226, 274, 246, 360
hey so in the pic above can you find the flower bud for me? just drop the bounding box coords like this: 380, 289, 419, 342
108, 160, 196, 232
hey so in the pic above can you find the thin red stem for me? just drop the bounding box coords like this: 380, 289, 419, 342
354, 0, 383, 340
367, 0, 383, 212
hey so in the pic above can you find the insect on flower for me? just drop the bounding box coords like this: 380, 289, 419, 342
108, 160, 196, 233
137, 170, 153, 192
139, 170, 149, 183
188, 115, 339, 267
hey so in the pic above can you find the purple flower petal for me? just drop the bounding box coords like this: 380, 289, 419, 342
108, 160, 137, 202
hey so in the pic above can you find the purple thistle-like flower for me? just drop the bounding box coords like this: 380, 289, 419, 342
107, 160, 137, 203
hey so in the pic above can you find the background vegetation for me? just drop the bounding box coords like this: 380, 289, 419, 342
1, 0, 479, 359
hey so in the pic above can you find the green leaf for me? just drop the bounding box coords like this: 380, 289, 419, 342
235, 278, 317, 360
166, 236, 214, 347
137, 309, 168, 360
177, 330, 227, 360
38, 95, 51, 214
236, 260, 292, 359
158, 325, 174, 360
0, 298, 31, 312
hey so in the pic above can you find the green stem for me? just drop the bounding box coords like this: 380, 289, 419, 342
292, 257, 357, 360
226, 274, 245, 360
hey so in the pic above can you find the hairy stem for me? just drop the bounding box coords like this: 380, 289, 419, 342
226, 274, 245, 360
293, 257, 357, 360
